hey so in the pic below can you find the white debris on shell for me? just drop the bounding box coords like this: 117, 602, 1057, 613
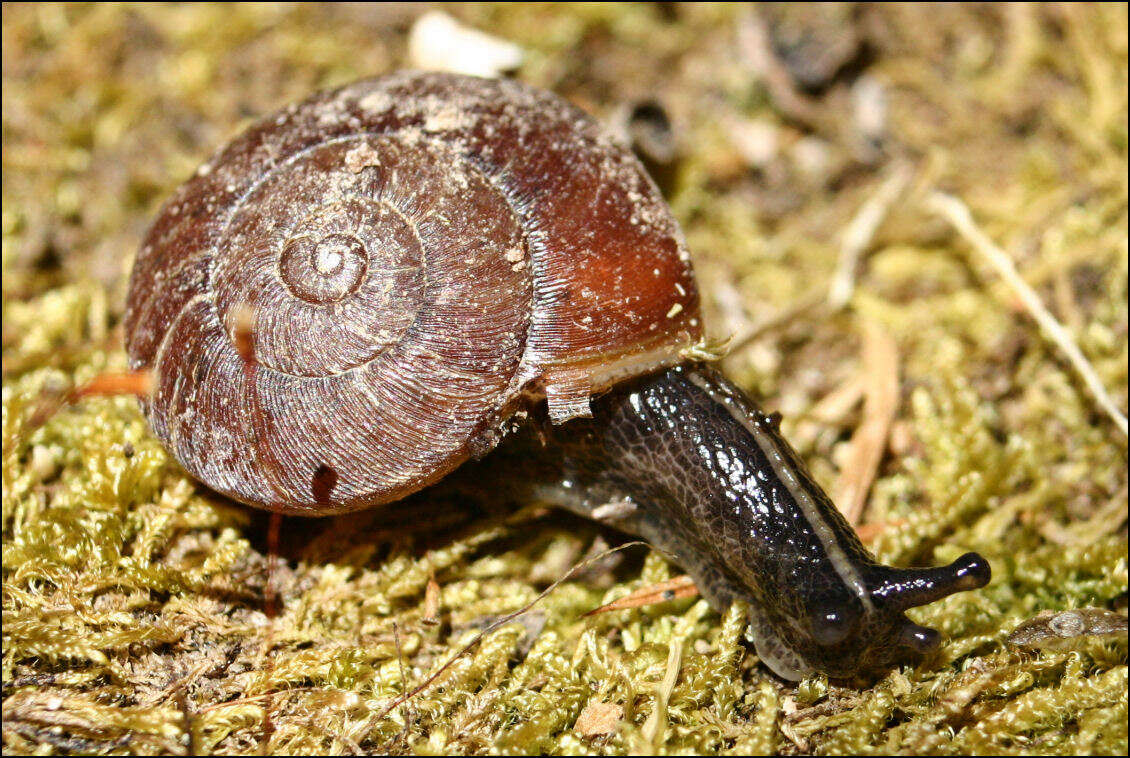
424, 101, 472, 133
343, 142, 382, 173
316, 97, 350, 127
408, 10, 524, 78
358, 90, 394, 115
504, 246, 527, 272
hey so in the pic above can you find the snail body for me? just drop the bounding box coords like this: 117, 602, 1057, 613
125, 71, 989, 681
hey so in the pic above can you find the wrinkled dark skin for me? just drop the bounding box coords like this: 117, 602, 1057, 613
498, 364, 990, 681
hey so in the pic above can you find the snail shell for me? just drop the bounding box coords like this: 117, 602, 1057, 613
124, 71, 994, 682
124, 71, 701, 514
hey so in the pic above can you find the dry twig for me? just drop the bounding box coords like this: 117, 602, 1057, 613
582, 575, 699, 617
828, 162, 914, 309
833, 319, 901, 525
926, 192, 1128, 438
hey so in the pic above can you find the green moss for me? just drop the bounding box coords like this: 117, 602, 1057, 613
3, 3, 1126, 755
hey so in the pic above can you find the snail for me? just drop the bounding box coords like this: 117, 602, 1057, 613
124, 71, 990, 681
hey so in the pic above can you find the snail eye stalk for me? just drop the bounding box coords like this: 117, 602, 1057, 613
868, 553, 992, 612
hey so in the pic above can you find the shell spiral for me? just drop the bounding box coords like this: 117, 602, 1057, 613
125, 72, 701, 515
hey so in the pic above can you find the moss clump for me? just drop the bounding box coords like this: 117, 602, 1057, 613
3, 4, 1126, 755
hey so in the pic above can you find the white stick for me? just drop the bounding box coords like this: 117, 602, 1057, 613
828, 162, 913, 310
927, 191, 1128, 438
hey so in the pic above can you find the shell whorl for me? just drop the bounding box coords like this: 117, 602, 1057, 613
124, 71, 701, 514
209, 135, 527, 378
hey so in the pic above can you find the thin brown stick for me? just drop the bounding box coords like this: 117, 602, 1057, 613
18, 370, 153, 446
854, 518, 909, 543
365, 541, 648, 726
927, 191, 1128, 438
264, 512, 283, 619
71, 370, 153, 399
582, 575, 699, 617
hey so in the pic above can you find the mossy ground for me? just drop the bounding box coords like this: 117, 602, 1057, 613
2, 4, 1127, 755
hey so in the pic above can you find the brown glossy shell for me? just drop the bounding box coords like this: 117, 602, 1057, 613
124, 71, 702, 515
